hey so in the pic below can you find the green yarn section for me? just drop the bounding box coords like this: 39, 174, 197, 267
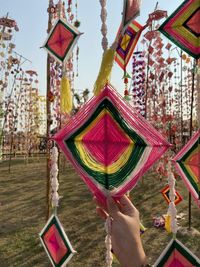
65, 98, 147, 190
45, 19, 78, 62
177, 138, 199, 195
156, 239, 200, 266
158, 0, 199, 59
40, 216, 72, 267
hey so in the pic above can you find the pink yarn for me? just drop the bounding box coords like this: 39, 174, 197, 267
82, 113, 130, 166
54, 84, 170, 206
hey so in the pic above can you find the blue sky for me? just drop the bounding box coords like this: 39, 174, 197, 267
1, 0, 181, 95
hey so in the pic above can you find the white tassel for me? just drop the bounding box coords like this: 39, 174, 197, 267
50, 146, 60, 208
105, 216, 113, 267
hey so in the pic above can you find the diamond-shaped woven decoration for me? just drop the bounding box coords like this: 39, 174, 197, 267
43, 18, 81, 63
154, 239, 200, 266
172, 130, 200, 208
115, 20, 143, 70
53, 84, 170, 205
161, 185, 183, 205
159, 0, 200, 59
39, 215, 75, 267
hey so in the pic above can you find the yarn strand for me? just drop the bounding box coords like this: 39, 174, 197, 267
50, 146, 60, 211
99, 0, 108, 51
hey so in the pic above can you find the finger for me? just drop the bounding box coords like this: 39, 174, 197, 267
96, 207, 108, 220
93, 196, 108, 212
119, 195, 137, 216
107, 196, 121, 219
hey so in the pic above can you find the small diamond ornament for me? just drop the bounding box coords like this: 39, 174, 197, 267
39, 214, 75, 267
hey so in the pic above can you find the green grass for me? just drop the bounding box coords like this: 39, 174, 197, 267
0, 157, 199, 266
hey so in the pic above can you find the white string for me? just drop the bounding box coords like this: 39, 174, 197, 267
197, 63, 200, 128
50, 146, 60, 208
105, 216, 113, 267
99, 0, 108, 51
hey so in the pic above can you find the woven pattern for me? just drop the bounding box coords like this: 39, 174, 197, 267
39, 215, 75, 267
115, 20, 143, 70
173, 130, 200, 207
161, 185, 183, 206
54, 84, 170, 204
44, 18, 81, 63
159, 0, 200, 59
154, 239, 200, 266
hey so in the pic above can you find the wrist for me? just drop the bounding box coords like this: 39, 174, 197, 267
121, 256, 147, 267
120, 245, 146, 267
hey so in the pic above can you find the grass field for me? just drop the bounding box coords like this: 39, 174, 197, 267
0, 157, 200, 267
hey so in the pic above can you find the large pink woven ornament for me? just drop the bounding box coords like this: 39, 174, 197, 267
53, 84, 170, 205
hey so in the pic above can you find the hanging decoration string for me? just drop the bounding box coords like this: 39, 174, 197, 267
50, 145, 60, 212
93, 0, 115, 95
56, 0, 73, 114
197, 60, 200, 128
166, 162, 178, 236
74, 0, 80, 77
57, 0, 62, 19
196, 60, 200, 202
100, 0, 108, 51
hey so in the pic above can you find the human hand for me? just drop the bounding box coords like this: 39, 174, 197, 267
95, 195, 146, 267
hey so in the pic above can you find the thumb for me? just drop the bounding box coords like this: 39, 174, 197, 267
119, 195, 137, 216
106, 196, 121, 219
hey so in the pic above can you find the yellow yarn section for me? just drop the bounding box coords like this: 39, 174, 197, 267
75, 141, 133, 174
93, 48, 115, 95
164, 215, 172, 233
74, 110, 134, 174
112, 253, 119, 264
184, 146, 199, 183
60, 76, 72, 113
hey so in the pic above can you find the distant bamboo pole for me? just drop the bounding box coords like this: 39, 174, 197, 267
46, 57, 51, 221
196, 60, 200, 205
7, 62, 21, 172
46, 0, 54, 221
145, 2, 158, 119
1, 60, 20, 153
197, 61, 200, 127
188, 59, 196, 230
0, 13, 9, 161
180, 50, 183, 146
